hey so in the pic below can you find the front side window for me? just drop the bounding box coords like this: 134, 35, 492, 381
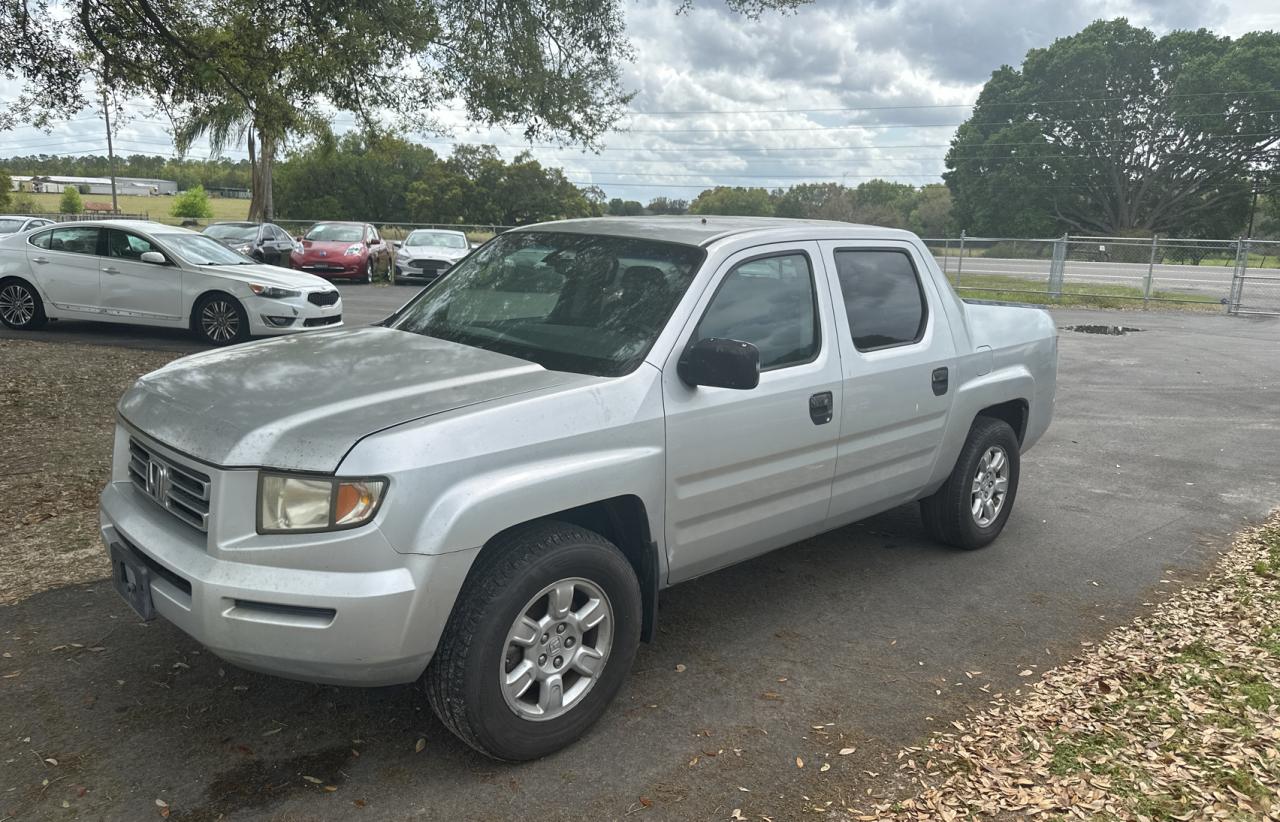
392, 231, 704, 377
106, 229, 159, 260
694, 252, 819, 371
35, 226, 101, 255
833, 249, 927, 351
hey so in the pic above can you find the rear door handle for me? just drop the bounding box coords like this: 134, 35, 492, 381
31, 256, 49, 264
931, 367, 949, 396
103, 266, 121, 274
809, 391, 834, 425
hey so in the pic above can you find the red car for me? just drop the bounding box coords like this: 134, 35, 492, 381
290, 222, 393, 283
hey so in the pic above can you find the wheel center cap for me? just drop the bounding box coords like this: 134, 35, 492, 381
548, 635, 563, 654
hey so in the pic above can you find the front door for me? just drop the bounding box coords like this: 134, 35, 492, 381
820, 241, 958, 528
662, 244, 843, 583
99, 229, 184, 321
26, 225, 102, 313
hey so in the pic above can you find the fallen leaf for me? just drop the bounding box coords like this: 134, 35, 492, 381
414, 737, 426, 753
839, 747, 856, 756
44, 758, 58, 766
1018, 669, 1034, 677
323, 785, 338, 792
675, 663, 686, 672
795, 756, 804, 768
303, 776, 323, 784
820, 763, 831, 772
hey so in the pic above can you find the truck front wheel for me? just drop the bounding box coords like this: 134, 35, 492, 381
920, 416, 1021, 550
424, 521, 642, 760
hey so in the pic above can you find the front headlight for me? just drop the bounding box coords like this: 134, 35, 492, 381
343, 244, 363, 256
249, 284, 302, 299
258, 473, 387, 533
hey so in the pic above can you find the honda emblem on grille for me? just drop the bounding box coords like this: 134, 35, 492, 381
146, 460, 170, 505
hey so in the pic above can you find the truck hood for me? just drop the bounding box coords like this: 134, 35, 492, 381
119, 327, 580, 472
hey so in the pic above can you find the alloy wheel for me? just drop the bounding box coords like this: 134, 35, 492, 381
500, 577, 614, 722
970, 445, 1010, 527
201, 299, 240, 343
0, 284, 35, 326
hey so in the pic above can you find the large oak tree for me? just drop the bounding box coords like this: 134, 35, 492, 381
945, 19, 1280, 237
2, 0, 807, 220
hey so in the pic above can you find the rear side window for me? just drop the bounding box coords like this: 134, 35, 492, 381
33, 226, 101, 256
833, 249, 927, 351
695, 252, 819, 370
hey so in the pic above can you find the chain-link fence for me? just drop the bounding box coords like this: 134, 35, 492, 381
925, 233, 1280, 315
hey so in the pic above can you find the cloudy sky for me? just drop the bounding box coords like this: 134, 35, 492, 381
2, 0, 1278, 205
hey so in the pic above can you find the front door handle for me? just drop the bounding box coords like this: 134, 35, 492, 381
103, 266, 121, 275
931, 367, 949, 396
809, 391, 834, 425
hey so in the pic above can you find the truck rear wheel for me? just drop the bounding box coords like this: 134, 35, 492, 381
920, 416, 1020, 550
424, 521, 642, 760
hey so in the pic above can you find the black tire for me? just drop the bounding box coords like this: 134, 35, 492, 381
425, 521, 642, 761
0, 278, 48, 330
363, 257, 374, 284
193, 293, 250, 346
920, 416, 1020, 550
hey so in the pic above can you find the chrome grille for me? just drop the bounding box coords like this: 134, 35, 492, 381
127, 438, 211, 532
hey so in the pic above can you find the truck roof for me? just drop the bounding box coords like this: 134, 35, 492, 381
513, 215, 917, 247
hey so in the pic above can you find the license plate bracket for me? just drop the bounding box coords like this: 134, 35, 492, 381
108, 541, 156, 621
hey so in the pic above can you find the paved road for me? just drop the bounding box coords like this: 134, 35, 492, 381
2, 309, 1279, 820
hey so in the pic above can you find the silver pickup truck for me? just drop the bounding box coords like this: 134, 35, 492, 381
100, 216, 1056, 760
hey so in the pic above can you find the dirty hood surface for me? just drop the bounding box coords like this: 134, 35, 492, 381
119, 327, 581, 472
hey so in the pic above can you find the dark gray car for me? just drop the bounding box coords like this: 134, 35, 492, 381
203, 221, 297, 268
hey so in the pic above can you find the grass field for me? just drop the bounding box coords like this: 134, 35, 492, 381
952, 273, 1224, 311
21, 192, 250, 224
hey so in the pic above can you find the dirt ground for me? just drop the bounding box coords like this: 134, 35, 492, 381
0, 340, 178, 605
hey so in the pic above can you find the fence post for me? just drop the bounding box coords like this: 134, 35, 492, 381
1227, 237, 1248, 315
1142, 234, 1158, 310
1048, 233, 1067, 297
956, 230, 966, 288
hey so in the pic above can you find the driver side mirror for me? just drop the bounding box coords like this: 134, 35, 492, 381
678, 338, 760, 390
139, 251, 168, 265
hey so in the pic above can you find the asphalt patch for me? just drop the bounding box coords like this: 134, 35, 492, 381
1060, 324, 1144, 335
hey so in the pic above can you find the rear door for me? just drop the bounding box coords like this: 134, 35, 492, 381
662, 243, 843, 583
819, 241, 958, 528
99, 228, 184, 321
26, 226, 102, 313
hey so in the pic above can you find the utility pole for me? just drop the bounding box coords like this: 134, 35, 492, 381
102, 89, 118, 214
1245, 178, 1261, 239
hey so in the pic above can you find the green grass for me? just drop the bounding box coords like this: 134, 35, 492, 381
951, 273, 1224, 311
23, 191, 249, 224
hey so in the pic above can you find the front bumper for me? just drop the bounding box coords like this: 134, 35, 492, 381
98, 429, 474, 686
291, 255, 366, 279
244, 292, 343, 336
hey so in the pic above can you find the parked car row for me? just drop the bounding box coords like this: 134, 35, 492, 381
200, 220, 473, 288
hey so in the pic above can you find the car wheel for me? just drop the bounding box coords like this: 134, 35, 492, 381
425, 521, 642, 761
194, 293, 250, 346
0, 279, 48, 330
363, 257, 374, 284
919, 416, 1020, 550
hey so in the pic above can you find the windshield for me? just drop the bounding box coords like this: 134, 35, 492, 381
204, 223, 257, 241
391, 231, 704, 377
306, 223, 363, 243
159, 233, 253, 265
406, 230, 468, 249
0, 219, 25, 234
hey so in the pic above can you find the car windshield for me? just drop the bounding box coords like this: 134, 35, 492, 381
204, 223, 257, 240
159, 233, 253, 265
306, 224, 363, 243
406, 230, 468, 249
391, 231, 704, 377
0, 218, 25, 234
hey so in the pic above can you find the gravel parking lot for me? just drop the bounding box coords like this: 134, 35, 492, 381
1, 304, 1278, 820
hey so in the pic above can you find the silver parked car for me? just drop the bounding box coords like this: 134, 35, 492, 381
0, 215, 56, 235
101, 216, 1057, 760
393, 228, 471, 285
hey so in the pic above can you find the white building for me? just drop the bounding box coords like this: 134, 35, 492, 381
10, 175, 178, 196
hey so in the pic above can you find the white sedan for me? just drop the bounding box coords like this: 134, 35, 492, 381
0, 220, 342, 345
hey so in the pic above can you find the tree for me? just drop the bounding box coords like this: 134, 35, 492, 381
646, 196, 688, 215
58, 186, 82, 214
689, 186, 774, 216
170, 185, 214, 219
2, 1, 808, 222
946, 19, 1280, 236
0, 170, 10, 211
607, 198, 644, 216
908, 184, 954, 237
